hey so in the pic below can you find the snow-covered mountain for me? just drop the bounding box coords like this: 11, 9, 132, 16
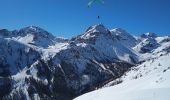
133, 33, 169, 53
0, 24, 169, 100
0, 26, 57, 48
75, 32, 170, 100
140, 32, 157, 39
72, 24, 138, 63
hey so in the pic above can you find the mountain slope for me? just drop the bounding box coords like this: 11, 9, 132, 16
72, 24, 139, 63
110, 28, 138, 48
0, 24, 139, 100
74, 35, 170, 100
0, 26, 56, 48
1, 24, 169, 100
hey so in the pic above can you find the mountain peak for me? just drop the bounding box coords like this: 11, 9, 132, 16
17, 26, 55, 39
141, 32, 157, 38
75, 24, 111, 40
0, 29, 11, 37
86, 24, 109, 33
19, 26, 48, 33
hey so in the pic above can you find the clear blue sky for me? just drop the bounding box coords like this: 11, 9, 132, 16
0, 0, 170, 38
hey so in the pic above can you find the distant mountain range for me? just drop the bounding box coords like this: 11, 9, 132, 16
0, 24, 169, 100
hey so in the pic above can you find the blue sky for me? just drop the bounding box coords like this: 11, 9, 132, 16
0, 0, 170, 38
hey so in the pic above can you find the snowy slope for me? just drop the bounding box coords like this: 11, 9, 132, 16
110, 28, 138, 48
133, 32, 164, 53
133, 37, 159, 53
74, 37, 170, 100
0, 37, 41, 75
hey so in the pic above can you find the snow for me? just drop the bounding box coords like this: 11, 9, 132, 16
110, 28, 138, 48
75, 43, 170, 100
41, 42, 69, 60
86, 24, 109, 34
1, 24, 169, 100
75, 88, 170, 100
83, 26, 139, 63
76, 43, 87, 47
141, 32, 157, 39
155, 36, 170, 43
12, 68, 29, 81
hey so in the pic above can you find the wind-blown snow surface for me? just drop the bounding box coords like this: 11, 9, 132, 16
74, 37, 170, 100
